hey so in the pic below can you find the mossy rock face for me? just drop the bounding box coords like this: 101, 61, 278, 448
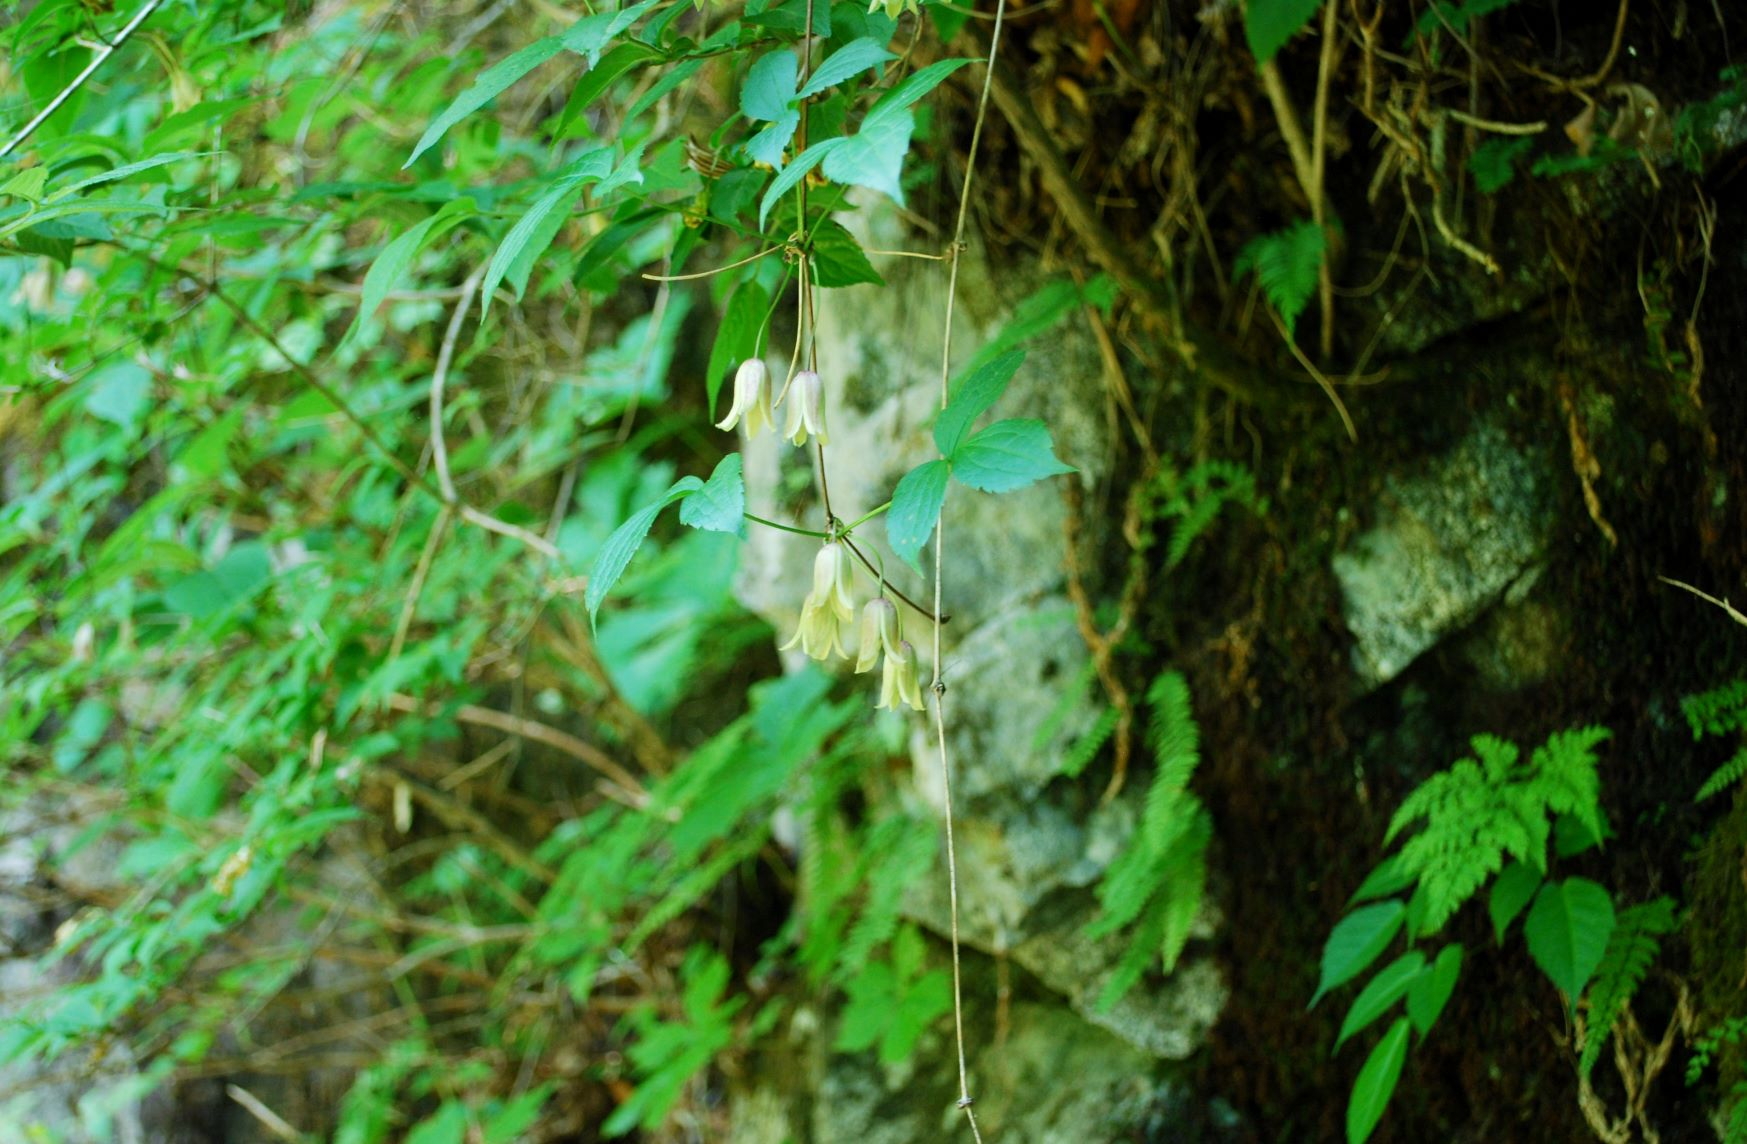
1687, 792, 1747, 1108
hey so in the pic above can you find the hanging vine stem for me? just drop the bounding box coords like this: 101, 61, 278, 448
930, 0, 1009, 1136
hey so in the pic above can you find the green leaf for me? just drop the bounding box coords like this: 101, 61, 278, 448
554, 40, 663, 138
868, 58, 975, 118
886, 460, 949, 574
84, 361, 152, 431
741, 49, 799, 122
1579, 896, 1676, 1080
1405, 943, 1462, 1034
934, 350, 1024, 458
1234, 218, 1325, 336
810, 218, 884, 288
821, 106, 913, 203
745, 112, 801, 170
1346, 1017, 1411, 1144
53, 152, 201, 197
1523, 877, 1616, 1007
1312, 900, 1405, 1007
758, 138, 840, 225
707, 281, 770, 415
483, 151, 618, 315
1468, 137, 1532, 194
1348, 854, 1416, 906
678, 454, 746, 536
1336, 951, 1426, 1051
799, 37, 895, 99
1488, 860, 1542, 944
1, 166, 49, 202
585, 476, 705, 627
406, 1101, 468, 1144
343, 198, 472, 346
406, 37, 566, 167
1245, 0, 1322, 66
561, 0, 664, 65
949, 419, 1075, 493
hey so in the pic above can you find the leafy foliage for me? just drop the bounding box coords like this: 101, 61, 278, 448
1685, 679, 1747, 800
1155, 460, 1266, 570
1234, 218, 1325, 337
1088, 671, 1212, 1009
1386, 727, 1609, 936
1320, 725, 1612, 1143
1580, 896, 1677, 1080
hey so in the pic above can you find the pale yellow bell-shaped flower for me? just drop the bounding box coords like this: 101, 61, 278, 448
877, 639, 926, 712
781, 369, 829, 446
855, 597, 902, 674
781, 542, 856, 660
717, 358, 773, 436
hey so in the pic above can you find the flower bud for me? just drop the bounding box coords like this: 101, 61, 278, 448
717, 358, 772, 437
781, 369, 828, 446
855, 597, 902, 674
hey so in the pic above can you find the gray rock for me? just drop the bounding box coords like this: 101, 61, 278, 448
1332, 424, 1555, 688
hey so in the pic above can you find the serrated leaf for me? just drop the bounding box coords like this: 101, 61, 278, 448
1579, 896, 1676, 1080
483, 151, 617, 315
1524, 877, 1615, 1008
706, 281, 770, 415
343, 198, 471, 346
821, 106, 913, 203
810, 218, 883, 288
1312, 900, 1405, 1008
934, 350, 1024, 458
1406, 943, 1462, 1034
585, 476, 705, 627
407, 37, 565, 167
867, 58, 974, 118
759, 138, 841, 225
798, 37, 895, 99
1245, 0, 1322, 66
1336, 951, 1426, 1051
1488, 860, 1542, 944
1346, 1017, 1411, 1144
560, 0, 663, 66
950, 419, 1074, 493
886, 460, 949, 574
678, 454, 745, 536
741, 49, 799, 122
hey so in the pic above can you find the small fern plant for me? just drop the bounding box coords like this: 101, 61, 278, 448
1314, 726, 1619, 1144
1685, 678, 1747, 801
1234, 218, 1326, 338
1085, 671, 1212, 1009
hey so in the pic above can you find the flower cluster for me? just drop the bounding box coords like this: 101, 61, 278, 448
722, 359, 923, 712
716, 360, 826, 446
778, 545, 925, 711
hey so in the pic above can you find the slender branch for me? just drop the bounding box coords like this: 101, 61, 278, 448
744, 511, 830, 538
0, 0, 165, 159
838, 534, 948, 626
431, 266, 486, 504
930, 5, 1008, 1138
640, 244, 779, 281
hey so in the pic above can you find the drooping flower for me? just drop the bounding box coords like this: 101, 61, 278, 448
717, 358, 773, 436
855, 597, 902, 674
781, 541, 856, 660
781, 369, 829, 446
877, 639, 926, 712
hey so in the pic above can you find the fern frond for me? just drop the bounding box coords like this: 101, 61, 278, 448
1579, 896, 1677, 1080
838, 821, 935, 978
1092, 837, 1169, 934
1532, 725, 1609, 841
1727, 1081, 1747, 1144
1697, 744, 1747, 802
1145, 671, 1201, 802
1032, 658, 1100, 751
1158, 805, 1211, 973
1061, 706, 1118, 778
1233, 219, 1325, 336
1683, 680, 1747, 739
1096, 888, 1173, 1012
